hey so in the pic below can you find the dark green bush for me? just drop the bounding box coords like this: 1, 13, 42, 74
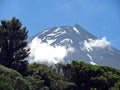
0, 65, 31, 90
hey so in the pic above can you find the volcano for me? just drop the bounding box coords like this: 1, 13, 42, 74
28, 24, 120, 69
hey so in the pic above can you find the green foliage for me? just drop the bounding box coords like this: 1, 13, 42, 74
0, 17, 29, 74
61, 60, 120, 90
25, 63, 75, 90
0, 75, 14, 90
0, 64, 22, 78
0, 82, 13, 90
109, 80, 120, 90
15, 77, 31, 90
1, 60, 120, 90
0, 65, 31, 90
25, 75, 47, 90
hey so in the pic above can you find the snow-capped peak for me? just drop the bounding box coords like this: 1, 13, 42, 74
28, 24, 120, 69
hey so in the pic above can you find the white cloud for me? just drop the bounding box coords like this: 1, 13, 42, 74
83, 37, 110, 52
28, 37, 74, 64
88, 37, 110, 48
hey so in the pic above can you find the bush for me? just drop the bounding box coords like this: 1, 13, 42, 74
0, 65, 31, 90
25, 63, 75, 90
61, 60, 120, 90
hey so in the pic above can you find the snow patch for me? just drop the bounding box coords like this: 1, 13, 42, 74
83, 40, 93, 52
28, 37, 74, 65
87, 54, 93, 61
43, 28, 65, 38
90, 61, 97, 65
42, 29, 49, 34
53, 28, 61, 32
73, 27, 80, 34
88, 38, 93, 41
54, 31, 66, 37
46, 39, 56, 45
60, 38, 73, 44
47, 33, 56, 37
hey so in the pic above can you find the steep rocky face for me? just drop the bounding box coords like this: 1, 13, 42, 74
28, 24, 120, 69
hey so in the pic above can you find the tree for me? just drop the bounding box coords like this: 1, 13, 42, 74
0, 65, 31, 90
0, 17, 30, 74
26, 63, 75, 90
61, 60, 120, 90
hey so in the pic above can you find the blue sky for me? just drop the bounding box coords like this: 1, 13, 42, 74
0, 0, 120, 50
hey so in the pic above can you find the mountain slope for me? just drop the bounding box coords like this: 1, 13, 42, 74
28, 24, 120, 69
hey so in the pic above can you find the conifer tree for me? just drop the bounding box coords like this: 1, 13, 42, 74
0, 17, 30, 74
